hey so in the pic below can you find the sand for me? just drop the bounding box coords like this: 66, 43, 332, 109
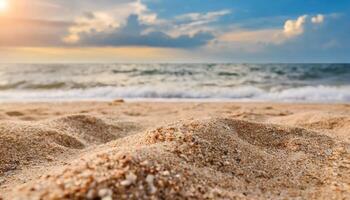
0, 101, 349, 199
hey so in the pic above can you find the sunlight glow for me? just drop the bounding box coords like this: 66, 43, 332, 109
0, 0, 8, 11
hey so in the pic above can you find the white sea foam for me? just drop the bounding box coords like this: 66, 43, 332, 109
0, 85, 349, 102
262, 86, 350, 102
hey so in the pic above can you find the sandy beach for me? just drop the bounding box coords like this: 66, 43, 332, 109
0, 101, 348, 199
0, 0, 349, 198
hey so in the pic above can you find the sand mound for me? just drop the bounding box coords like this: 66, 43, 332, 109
0, 115, 134, 175
0, 121, 84, 174
269, 112, 350, 140
12, 118, 350, 199
45, 115, 120, 144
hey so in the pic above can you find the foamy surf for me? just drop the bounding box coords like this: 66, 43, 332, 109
0, 63, 349, 102
0, 85, 349, 102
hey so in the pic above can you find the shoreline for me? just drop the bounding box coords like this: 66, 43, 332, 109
1, 99, 349, 104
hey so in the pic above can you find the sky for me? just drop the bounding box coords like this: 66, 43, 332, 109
0, 0, 349, 63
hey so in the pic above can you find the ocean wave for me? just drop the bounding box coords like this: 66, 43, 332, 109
0, 81, 114, 90
0, 85, 349, 102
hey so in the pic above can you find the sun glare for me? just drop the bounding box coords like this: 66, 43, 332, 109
0, 0, 8, 11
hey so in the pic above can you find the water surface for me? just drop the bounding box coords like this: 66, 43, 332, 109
0, 63, 349, 102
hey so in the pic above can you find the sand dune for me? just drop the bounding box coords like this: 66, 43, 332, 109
45, 115, 122, 144
0, 120, 84, 174
269, 112, 350, 143
0, 114, 139, 177
0, 102, 349, 199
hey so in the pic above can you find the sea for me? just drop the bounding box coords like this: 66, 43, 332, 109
0, 63, 349, 102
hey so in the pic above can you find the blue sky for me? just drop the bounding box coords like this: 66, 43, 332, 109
0, 0, 349, 62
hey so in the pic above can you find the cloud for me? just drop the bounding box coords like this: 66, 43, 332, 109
215, 13, 328, 50
63, 0, 154, 44
74, 15, 214, 48
283, 15, 308, 37
0, 0, 229, 48
169, 10, 231, 37
0, 18, 71, 46
311, 14, 325, 24
129, 0, 158, 24
282, 14, 327, 38
205, 13, 350, 62
63, 11, 120, 43
62, 1, 227, 48
175, 10, 231, 22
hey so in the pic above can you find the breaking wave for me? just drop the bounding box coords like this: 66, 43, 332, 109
0, 85, 349, 102
0, 63, 349, 102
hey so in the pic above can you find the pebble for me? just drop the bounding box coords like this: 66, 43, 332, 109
98, 188, 112, 198
140, 160, 150, 166
86, 189, 96, 199
121, 172, 137, 186
102, 196, 113, 200
162, 171, 170, 176
325, 149, 333, 156
146, 175, 157, 194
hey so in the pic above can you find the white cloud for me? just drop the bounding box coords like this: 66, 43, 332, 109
311, 14, 324, 24
283, 15, 308, 37
214, 15, 312, 50
129, 0, 158, 24
63, 1, 230, 45
211, 14, 328, 54
63, 0, 158, 44
283, 14, 326, 38
169, 9, 231, 37
175, 9, 231, 22
63, 12, 119, 43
